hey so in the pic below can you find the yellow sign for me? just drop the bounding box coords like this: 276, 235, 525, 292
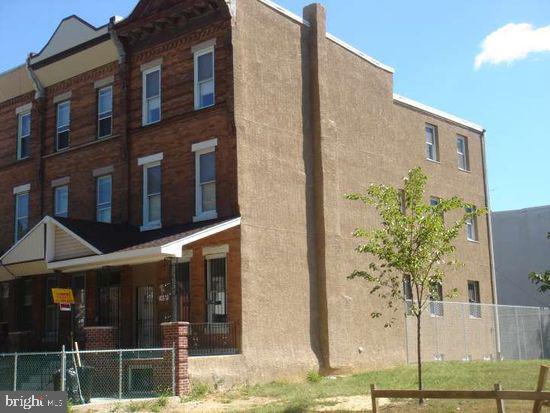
51, 288, 75, 304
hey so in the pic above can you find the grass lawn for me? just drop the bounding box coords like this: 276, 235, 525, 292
235, 360, 550, 412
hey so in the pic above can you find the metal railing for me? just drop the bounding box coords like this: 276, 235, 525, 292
189, 322, 238, 356
404, 300, 550, 363
0, 347, 175, 404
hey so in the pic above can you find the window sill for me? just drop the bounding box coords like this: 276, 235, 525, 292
469, 315, 482, 320
458, 168, 471, 173
426, 158, 440, 164
193, 211, 218, 223
467, 238, 480, 244
142, 119, 162, 128
194, 103, 216, 111
140, 223, 162, 232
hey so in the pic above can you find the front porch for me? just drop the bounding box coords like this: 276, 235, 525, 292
0, 216, 242, 357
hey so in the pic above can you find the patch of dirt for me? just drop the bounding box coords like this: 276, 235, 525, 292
314, 395, 391, 412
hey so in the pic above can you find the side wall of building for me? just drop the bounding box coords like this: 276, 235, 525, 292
493, 207, 550, 307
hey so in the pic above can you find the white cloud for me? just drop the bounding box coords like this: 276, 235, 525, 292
475, 23, 550, 69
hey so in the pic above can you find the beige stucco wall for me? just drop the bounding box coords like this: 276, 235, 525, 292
231, 0, 320, 382
231, 0, 492, 379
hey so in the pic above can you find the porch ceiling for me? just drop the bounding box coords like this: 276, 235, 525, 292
0, 216, 240, 280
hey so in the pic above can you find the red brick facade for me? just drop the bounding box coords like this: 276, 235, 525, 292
162, 322, 190, 396
84, 326, 119, 350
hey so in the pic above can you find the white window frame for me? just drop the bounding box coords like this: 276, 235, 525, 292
17, 111, 31, 160
194, 45, 215, 110
56, 101, 71, 151
466, 206, 478, 242
429, 283, 444, 317
54, 185, 69, 218
457, 135, 469, 171
193, 138, 218, 222
142, 161, 162, 231
97, 86, 113, 139
96, 174, 112, 223
14, 191, 29, 242
425, 124, 439, 162
468, 280, 482, 319
142, 66, 161, 126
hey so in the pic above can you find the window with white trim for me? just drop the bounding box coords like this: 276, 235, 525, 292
17, 111, 31, 160
457, 135, 469, 171
56, 101, 70, 151
425, 124, 438, 161
14, 191, 29, 242
142, 66, 161, 125
465, 205, 478, 241
142, 162, 162, 229
54, 185, 69, 217
194, 45, 215, 110
96, 175, 112, 223
193, 140, 217, 221
98, 86, 113, 138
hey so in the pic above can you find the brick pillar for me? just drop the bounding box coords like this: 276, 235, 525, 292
84, 326, 119, 349
162, 322, 189, 395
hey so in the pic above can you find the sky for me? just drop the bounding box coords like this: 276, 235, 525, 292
1, 0, 549, 212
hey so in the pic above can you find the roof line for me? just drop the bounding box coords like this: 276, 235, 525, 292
326, 32, 394, 74
257, 0, 310, 27
393, 94, 484, 132
493, 205, 550, 215
0, 63, 26, 78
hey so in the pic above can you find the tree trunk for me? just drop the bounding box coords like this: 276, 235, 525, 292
416, 314, 424, 404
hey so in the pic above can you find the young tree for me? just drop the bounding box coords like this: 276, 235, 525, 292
530, 231, 550, 293
346, 167, 486, 402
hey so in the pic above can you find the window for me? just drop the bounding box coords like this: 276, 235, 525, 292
429, 283, 444, 317
466, 206, 478, 241
398, 189, 406, 214
468, 280, 481, 318
194, 45, 215, 109
17, 111, 31, 160
403, 275, 413, 315
97, 270, 120, 327
56, 101, 70, 151
96, 175, 112, 223
54, 185, 69, 217
193, 140, 217, 221
206, 256, 227, 323
14, 191, 29, 242
425, 124, 439, 161
142, 66, 161, 125
98, 86, 113, 138
143, 162, 161, 229
457, 136, 469, 171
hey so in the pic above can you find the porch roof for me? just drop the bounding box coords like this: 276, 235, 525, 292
0, 216, 240, 280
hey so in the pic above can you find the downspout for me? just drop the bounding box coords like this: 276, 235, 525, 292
480, 129, 502, 359
26, 55, 47, 218
108, 18, 131, 223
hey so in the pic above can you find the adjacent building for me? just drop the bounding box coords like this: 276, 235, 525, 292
493, 206, 550, 307
0, 0, 494, 384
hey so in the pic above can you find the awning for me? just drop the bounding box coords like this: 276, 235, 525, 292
0, 216, 241, 281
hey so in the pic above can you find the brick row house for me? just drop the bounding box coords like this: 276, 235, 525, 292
0, 0, 496, 384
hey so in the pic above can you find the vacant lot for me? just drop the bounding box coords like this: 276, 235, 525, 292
74, 360, 550, 412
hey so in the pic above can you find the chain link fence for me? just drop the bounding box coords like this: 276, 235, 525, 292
0, 347, 174, 404
405, 301, 550, 363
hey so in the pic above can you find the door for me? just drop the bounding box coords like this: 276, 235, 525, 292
136, 286, 156, 348
206, 257, 227, 324
176, 262, 190, 322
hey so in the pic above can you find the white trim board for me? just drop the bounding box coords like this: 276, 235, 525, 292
326, 33, 394, 74
393, 94, 484, 133
257, 0, 310, 27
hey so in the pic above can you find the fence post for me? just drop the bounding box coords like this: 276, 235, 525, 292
532, 365, 549, 413
118, 350, 122, 400
61, 345, 66, 392
370, 384, 378, 413
494, 383, 505, 413
538, 309, 545, 359
13, 353, 18, 391
172, 342, 176, 396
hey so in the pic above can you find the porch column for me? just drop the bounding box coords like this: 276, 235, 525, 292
162, 322, 189, 396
